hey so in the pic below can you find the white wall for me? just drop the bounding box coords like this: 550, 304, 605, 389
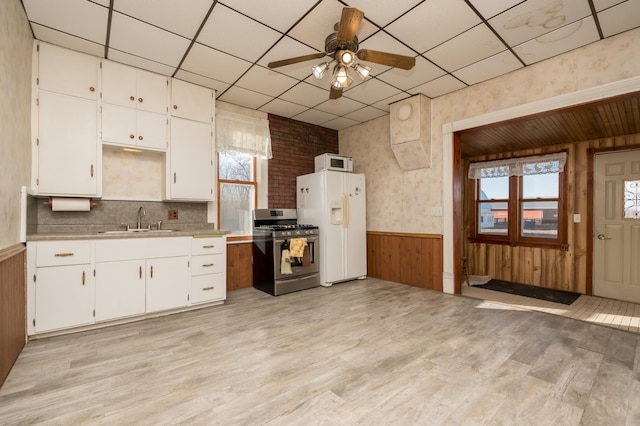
0, 0, 33, 249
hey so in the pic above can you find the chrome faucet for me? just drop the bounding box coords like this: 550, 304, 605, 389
137, 206, 145, 230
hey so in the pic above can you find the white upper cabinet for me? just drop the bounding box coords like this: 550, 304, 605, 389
37, 42, 98, 100
167, 117, 214, 201
101, 104, 168, 151
101, 60, 168, 114
170, 78, 213, 123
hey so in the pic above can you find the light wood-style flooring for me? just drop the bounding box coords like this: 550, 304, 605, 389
1, 278, 639, 425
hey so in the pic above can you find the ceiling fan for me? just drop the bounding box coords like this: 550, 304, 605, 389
267, 7, 416, 100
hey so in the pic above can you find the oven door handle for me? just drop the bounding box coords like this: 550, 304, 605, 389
275, 237, 318, 245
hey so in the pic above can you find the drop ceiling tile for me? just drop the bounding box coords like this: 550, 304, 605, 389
31, 25, 105, 58
597, 0, 640, 37
489, 0, 593, 46
321, 116, 360, 130
23, 0, 108, 45
218, 86, 273, 110
257, 36, 321, 80
180, 43, 252, 84
467, 0, 523, 19
453, 50, 523, 85
288, 0, 377, 52
197, 4, 282, 63
410, 74, 467, 98
371, 93, 412, 111
343, 0, 424, 27
107, 49, 177, 76
292, 109, 339, 126
174, 70, 229, 94
513, 17, 600, 65
315, 96, 367, 116
235, 66, 299, 97
112, 0, 213, 39
109, 12, 190, 67
425, 24, 506, 72
259, 99, 308, 118
343, 78, 404, 105
222, 0, 318, 33
385, 0, 481, 53
376, 57, 445, 91
280, 82, 330, 108
343, 106, 388, 123
592, 0, 627, 11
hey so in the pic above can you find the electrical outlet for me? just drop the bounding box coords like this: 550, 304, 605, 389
168, 210, 178, 220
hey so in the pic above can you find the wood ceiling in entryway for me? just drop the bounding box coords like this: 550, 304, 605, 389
459, 91, 640, 158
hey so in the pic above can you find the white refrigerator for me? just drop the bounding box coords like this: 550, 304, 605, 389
297, 170, 366, 287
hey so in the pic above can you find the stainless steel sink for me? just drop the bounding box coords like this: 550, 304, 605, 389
98, 229, 175, 235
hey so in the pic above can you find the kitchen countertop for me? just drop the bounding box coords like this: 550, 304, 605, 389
27, 228, 230, 241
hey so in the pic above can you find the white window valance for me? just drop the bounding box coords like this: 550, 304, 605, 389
216, 110, 272, 159
468, 152, 567, 179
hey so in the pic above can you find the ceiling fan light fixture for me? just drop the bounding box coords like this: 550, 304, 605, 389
312, 61, 331, 79
331, 65, 352, 89
353, 63, 371, 80
337, 50, 356, 67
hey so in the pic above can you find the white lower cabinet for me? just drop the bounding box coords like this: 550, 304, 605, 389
95, 259, 146, 322
27, 235, 226, 336
190, 236, 226, 305
29, 241, 93, 333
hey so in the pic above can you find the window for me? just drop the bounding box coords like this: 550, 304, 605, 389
218, 151, 256, 235
469, 152, 567, 248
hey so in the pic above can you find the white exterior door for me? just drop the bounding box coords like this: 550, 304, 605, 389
593, 150, 640, 303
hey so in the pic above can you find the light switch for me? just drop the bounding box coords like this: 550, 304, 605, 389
573, 214, 581, 223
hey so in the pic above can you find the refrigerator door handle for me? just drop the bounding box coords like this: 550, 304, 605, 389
343, 192, 349, 228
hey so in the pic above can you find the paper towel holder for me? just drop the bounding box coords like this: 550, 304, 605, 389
43, 197, 102, 210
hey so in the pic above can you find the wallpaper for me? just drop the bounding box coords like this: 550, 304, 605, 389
0, 0, 33, 249
339, 27, 640, 235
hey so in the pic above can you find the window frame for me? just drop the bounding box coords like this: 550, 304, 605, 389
468, 153, 568, 250
217, 153, 258, 238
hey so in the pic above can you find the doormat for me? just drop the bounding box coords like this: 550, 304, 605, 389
475, 279, 581, 305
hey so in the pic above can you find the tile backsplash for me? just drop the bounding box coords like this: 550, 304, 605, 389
32, 198, 212, 234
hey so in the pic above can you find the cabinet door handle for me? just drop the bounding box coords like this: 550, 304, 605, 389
90, 164, 94, 177
138, 97, 143, 103
202, 263, 214, 267
139, 266, 142, 279
130, 134, 135, 139
150, 265, 153, 278
203, 286, 214, 291
82, 271, 86, 285
202, 245, 214, 249
138, 135, 143, 141
173, 173, 177, 183
173, 105, 178, 110
89, 86, 95, 92
54, 252, 74, 257
130, 96, 135, 101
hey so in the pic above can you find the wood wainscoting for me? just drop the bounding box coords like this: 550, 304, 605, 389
227, 242, 253, 291
1, 244, 26, 387
367, 232, 443, 291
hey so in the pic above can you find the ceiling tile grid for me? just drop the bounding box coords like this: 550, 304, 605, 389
21, 0, 640, 130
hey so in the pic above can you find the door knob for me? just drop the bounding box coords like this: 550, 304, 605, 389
597, 234, 611, 240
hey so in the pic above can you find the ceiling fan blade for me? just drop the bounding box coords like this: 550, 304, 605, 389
337, 7, 364, 42
329, 86, 343, 100
356, 49, 416, 70
267, 52, 326, 69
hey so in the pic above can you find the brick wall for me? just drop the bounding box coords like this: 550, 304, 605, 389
268, 114, 338, 208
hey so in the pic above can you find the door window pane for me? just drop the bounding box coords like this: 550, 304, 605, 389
624, 180, 640, 219
521, 201, 558, 238
478, 202, 508, 235
523, 173, 559, 198
220, 183, 254, 234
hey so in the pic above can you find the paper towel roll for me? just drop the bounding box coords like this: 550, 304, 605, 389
51, 197, 91, 212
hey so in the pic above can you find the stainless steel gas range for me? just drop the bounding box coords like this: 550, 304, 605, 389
252, 209, 319, 296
